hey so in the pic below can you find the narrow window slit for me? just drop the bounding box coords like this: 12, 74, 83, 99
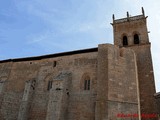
47, 81, 52, 91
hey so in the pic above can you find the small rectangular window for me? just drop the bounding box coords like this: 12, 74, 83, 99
84, 80, 87, 90
84, 80, 90, 90
47, 81, 52, 91
53, 61, 57, 67
0, 81, 5, 94
88, 80, 90, 90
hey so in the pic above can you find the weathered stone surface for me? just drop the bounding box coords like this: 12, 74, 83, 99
0, 10, 159, 120
113, 11, 158, 119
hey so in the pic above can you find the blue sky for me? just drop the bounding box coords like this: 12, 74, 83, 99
0, 0, 160, 92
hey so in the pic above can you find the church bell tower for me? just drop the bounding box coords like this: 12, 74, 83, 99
112, 7, 158, 119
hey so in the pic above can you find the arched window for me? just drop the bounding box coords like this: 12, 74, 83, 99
134, 34, 140, 44
123, 36, 128, 46
84, 76, 90, 90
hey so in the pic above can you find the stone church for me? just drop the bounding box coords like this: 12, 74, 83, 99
0, 8, 159, 120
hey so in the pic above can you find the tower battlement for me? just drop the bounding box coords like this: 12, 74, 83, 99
112, 7, 147, 25
113, 15, 144, 24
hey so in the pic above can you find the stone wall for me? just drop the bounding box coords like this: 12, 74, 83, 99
107, 45, 140, 120
95, 44, 139, 120
0, 51, 98, 120
113, 13, 158, 120
0, 43, 156, 120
